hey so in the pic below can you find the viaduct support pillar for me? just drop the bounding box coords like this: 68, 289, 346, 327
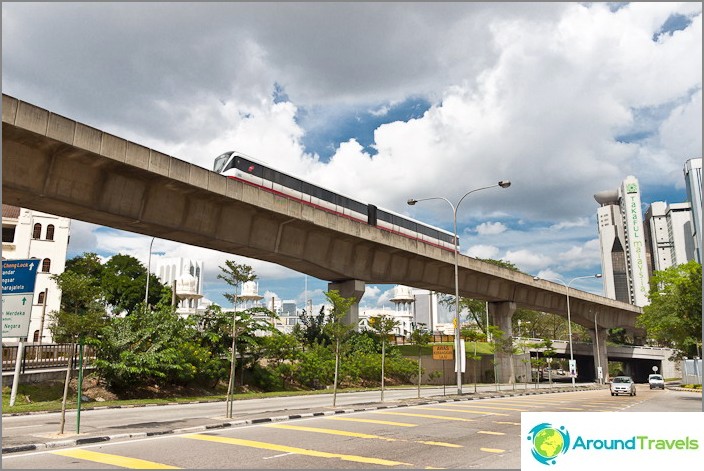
488, 301, 516, 384
589, 327, 609, 384
328, 279, 365, 331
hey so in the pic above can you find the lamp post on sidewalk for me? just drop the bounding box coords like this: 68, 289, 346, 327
144, 237, 155, 309
533, 274, 602, 389
408, 180, 511, 395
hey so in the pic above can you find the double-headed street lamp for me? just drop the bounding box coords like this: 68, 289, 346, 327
532, 274, 602, 389
408, 180, 511, 395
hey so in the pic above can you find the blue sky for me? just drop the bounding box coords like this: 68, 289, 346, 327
3, 2, 701, 318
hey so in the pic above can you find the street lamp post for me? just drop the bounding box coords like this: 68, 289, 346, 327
144, 237, 155, 308
408, 180, 511, 395
533, 274, 602, 389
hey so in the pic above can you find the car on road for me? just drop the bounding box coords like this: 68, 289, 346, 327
648, 374, 665, 389
610, 375, 636, 396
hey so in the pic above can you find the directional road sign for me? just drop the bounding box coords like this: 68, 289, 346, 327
2, 259, 40, 338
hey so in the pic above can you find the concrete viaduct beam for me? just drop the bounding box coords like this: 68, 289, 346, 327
2, 94, 643, 332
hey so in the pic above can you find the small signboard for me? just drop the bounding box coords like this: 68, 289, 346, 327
2, 259, 40, 338
433, 345, 454, 361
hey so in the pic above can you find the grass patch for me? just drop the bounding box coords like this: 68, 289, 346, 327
1, 382, 415, 415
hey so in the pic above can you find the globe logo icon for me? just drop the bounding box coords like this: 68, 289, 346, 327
526, 423, 570, 465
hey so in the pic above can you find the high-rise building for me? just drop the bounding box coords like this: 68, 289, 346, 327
644, 201, 695, 272
594, 176, 650, 306
1, 205, 71, 343
683, 158, 702, 263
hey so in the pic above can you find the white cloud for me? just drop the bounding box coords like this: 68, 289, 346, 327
475, 222, 507, 235
6, 2, 701, 309
466, 245, 500, 260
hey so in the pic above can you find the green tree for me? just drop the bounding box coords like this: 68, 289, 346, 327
93, 305, 214, 391
409, 324, 432, 398
217, 260, 257, 418
463, 326, 486, 393
49, 270, 108, 434
294, 306, 332, 347
638, 261, 702, 358
323, 290, 357, 406
368, 314, 399, 402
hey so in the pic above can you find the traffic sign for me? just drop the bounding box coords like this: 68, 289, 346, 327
2, 259, 40, 338
433, 345, 454, 360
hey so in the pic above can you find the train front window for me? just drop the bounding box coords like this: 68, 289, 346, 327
213, 153, 232, 173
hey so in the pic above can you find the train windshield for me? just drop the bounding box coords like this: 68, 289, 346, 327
213, 152, 233, 173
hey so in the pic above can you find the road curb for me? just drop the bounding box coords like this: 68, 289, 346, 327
2, 385, 602, 455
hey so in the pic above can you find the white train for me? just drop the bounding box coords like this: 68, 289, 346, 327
213, 151, 457, 251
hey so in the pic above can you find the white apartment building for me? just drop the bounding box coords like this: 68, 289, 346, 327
645, 201, 695, 272
2, 205, 70, 343
683, 158, 702, 263
594, 176, 650, 306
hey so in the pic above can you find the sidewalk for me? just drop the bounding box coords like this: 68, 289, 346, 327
2, 383, 603, 454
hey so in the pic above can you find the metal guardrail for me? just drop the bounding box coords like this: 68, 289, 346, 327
2, 344, 95, 373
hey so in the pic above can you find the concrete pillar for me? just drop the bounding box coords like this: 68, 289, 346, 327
328, 279, 365, 330
590, 327, 609, 384
488, 301, 516, 384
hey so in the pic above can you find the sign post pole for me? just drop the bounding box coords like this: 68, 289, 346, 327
9, 339, 26, 406
3, 259, 40, 407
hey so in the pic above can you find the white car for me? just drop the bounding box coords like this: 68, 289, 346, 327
648, 374, 665, 389
610, 376, 636, 396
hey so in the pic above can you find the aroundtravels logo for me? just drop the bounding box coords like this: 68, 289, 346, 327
526, 423, 571, 465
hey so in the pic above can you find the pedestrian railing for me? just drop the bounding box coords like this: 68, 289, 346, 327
2, 343, 95, 373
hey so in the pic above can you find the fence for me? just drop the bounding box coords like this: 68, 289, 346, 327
682, 358, 702, 385
2, 343, 95, 373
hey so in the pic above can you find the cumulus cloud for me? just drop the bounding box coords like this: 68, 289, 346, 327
475, 222, 508, 236
5, 2, 701, 306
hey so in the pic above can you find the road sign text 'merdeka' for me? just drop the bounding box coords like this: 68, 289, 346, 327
2, 259, 40, 338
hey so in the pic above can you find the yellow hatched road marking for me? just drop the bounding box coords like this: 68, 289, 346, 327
477, 431, 505, 435
182, 433, 413, 467
265, 423, 398, 441
480, 447, 505, 453
264, 423, 462, 448
51, 449, 180, 469
494, 421, 521, 425
325, 416, 417, 427
371, 411, 476, 422
414, 406, 509, 417
439, 403, 525, 412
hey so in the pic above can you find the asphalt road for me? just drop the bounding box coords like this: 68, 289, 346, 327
2, 385, 701, 469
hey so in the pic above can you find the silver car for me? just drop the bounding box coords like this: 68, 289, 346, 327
610, 376, 636, 396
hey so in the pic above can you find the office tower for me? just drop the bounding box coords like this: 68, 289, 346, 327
594, 176, 650, 306
645, 201, 695, 272
683, 158, 702, 263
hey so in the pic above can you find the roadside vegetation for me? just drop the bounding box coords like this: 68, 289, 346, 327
5, 252, 698, 415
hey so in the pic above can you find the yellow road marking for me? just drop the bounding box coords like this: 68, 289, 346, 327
182, 433, 413, 467
480, 447, 505, 453
418, 441, 463, 448
371, 411, 476, 422
264, 423, 397, 441
264, 423, 462, 448
325, 416, 417, 427
494, 421, 521, 426
477, 431, 505, 435
555, 407, 584, 411
440, 403, 524, 412
51, 449, 180, 469
414, 406, 508, 417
